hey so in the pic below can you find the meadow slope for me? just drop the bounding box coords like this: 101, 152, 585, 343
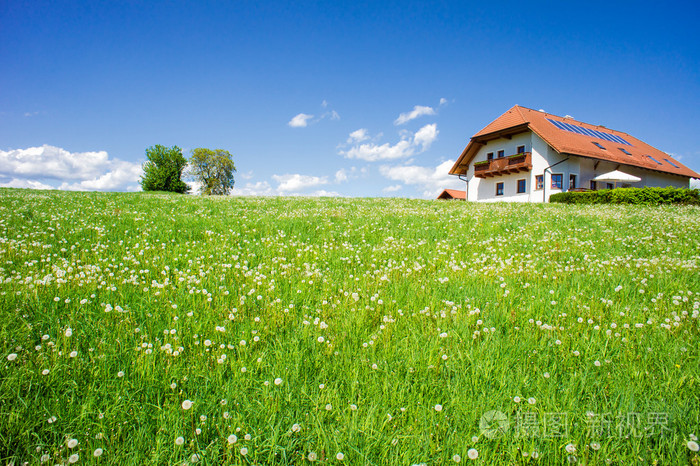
1, 189, 699, 465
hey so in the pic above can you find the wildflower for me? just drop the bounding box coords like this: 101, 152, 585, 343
65, 328, 73, 337
68, 453, 79, 463
467, 448, 478, 459
244, 433, 251, 441
688, 440, 700, 452
117, 371, 124, 377
325, 403, 332, 411
42, 369, 49, 375
565, 443, 576, 453
513, 396, 521, 403
590, 442, 600, 450
528, 397, 536, 405
227, 434, 237, 444
453, 454, 461, 462
434, 404, 443, 412
336, 452, 345, 460
350, 404, 357, 411
93, 448, 103, 457
182, 400, 193, 410
69, 351, 77, 358
292, 423, 301, 432
170, 383, 177, 390
241, 367, 247, 373
317, 336, 325, 343
7, 353, 17, 361
308, 451, 318, 461
274, 377, 283, 385
594, 360, 601, 367
175, 436, 185, 445
67, 438, 79, 449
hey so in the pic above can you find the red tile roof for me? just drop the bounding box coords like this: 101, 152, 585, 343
450, 105, 700, 179
437, 189, 466, 200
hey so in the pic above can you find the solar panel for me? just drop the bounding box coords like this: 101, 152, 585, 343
664, 158, 679, 168
547, 118, 631, 145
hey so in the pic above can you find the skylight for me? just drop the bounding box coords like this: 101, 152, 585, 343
547, 118, 631, 146
618, 148, 632, 155
664, 158, 680, 168
646, 155, 662, 165
592, 142, 606, 150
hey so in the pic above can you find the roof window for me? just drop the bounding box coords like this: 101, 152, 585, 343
664, 158, 680, 168
618, 148, 632, 155
592, 142, 606, 150
646, 155, 662, 165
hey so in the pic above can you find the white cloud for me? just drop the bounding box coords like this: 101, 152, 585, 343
329, 110, 340, 120
0, 145, 142, 192
379, 160, 463, 198
343, 139, 415, 162
239, 170, 254, 180
439, 98, 448, 106
0, 177, 54, 190
272, 173, 329, 192
347, 129, 370, 143
58, 160, 143, 191
382, 184, 402, 193
231, 181, 276, 196
288, 113, 314, 128
340, 124, 438, 162
413, 124, 438, 150
335, 169, 348, 183
394, 105, 436, 125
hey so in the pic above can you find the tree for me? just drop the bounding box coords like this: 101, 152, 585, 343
189, 148, 236, 195
140, 145, 189, 193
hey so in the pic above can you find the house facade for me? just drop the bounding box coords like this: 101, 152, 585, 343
449, 106, 700, 202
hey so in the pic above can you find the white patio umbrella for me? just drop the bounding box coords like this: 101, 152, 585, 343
593, 170, 641, 188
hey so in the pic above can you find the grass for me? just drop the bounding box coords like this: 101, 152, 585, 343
1, 188, 699, 465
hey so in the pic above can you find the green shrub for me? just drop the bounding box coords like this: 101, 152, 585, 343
550, 187, 700, 205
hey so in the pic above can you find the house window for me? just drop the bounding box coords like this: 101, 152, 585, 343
606, 183, 614, 190
517, 145, 525, 154
536, 175, 544, 190
569, 174, 576, 190
496, 182, 504, 196
487, 152, 494, 161
551, 174, 563, 189
497, 150, 505, 158
517, 179, 526, 193
590, 180, 597, 190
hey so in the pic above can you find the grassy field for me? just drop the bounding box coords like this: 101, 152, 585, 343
1, 188, 699, 465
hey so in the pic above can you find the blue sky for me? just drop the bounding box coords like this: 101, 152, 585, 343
2, 0, 699, 196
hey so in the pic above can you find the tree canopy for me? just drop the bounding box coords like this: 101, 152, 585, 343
140, 145, 189, 193
189, 148, 236, 195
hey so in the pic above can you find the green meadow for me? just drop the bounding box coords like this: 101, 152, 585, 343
1, 188, 699, 465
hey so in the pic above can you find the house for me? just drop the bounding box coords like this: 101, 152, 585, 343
437, 189, 466, 200
449, 105, 700, 202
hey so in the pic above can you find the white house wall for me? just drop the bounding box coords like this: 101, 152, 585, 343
577, 157, 689, 190
466, 132, 533, 202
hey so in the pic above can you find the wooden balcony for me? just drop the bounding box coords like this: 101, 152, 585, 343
473, 152, 532, 178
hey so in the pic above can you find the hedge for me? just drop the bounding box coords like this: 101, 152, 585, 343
549, 187, 700, 205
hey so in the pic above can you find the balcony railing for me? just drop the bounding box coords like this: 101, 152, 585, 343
473, 152, 532, 178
